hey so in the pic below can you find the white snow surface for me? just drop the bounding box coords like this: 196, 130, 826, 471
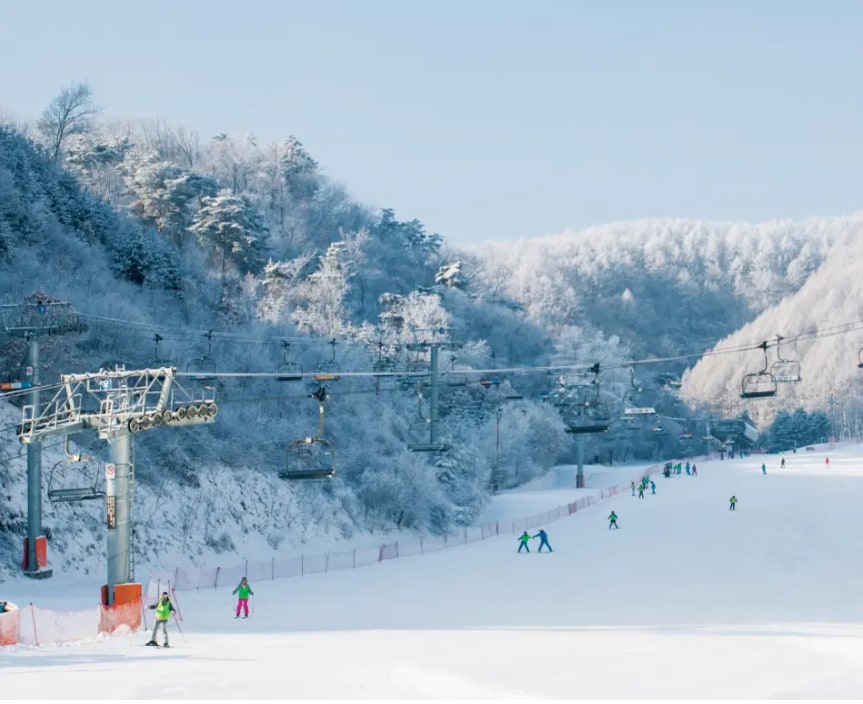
4, 445, 863, 699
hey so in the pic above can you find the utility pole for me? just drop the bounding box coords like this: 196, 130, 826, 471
405, 336, 459, 452
0, 296, 88, 578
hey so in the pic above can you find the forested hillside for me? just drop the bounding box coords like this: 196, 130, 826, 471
0, 85, 858, 576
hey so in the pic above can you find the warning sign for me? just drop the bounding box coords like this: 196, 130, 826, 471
105, 464, 115, 480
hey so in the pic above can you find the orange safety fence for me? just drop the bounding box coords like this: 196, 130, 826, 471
0, 605, 20, 646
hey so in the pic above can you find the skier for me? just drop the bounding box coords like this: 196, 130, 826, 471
685, 461, 690, 475
691, 464, 697, 477
729, 495, 737, 511
650, 480, 656, 495
638, 483, 645, 499
146, 591, 174, 647
517, 531, 531, 553
781, 457, 785, 469
533, 529, 553, 553
761, 463, 767, 475
631, 481, 636, 496
825, 457, 830, 468
233, 576, 254, 619
608, 511, 619, 529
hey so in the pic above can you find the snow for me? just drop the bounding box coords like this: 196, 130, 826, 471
4, 445, 863, 698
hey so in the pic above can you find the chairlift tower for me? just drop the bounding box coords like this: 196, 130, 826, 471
0, 297, 89, 578
405, 337, 459, 452
17, 366, 217, 605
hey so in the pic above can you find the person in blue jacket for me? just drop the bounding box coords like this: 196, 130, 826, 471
650, 480, 656, 495
761, 463, 767, 475
533, 529, 552, 552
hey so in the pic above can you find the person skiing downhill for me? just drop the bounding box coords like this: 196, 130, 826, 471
518, 531, 531, 553
533, 529, 553, 553
638, 484, 645, 499
608, 511, 619, 529
781, 457, 786, 469
729, 495, 738, 511
761, 463, 767, 475
146, 591, 174, 647
631, 481, 636, 496
233, 576, 254, 619
691, 464, 697, 477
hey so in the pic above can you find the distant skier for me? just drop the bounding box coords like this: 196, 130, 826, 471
650, 480, 656, 495
518, 531, 531, 553
533, 529, 553, 553
685, 461, 691, 475
729, 495, 737, 511
146, 591, 174, 647
825, 457, 830, 468
631, 481, 636, 496
233, 576, 254, 619
761, 463, 767, 475
691, 464, 697, 477
608, 511, 619, 529
780, 457, 786, 469
638, 484, 644, 499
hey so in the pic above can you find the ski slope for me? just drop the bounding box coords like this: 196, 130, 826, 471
5, 446, 863, 698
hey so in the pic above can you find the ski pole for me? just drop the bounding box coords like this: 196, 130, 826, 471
172, 612, 186, 642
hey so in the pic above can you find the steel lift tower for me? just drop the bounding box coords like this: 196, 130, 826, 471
17, 366, 217, 605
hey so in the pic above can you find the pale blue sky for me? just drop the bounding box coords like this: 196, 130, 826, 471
2, 0, 862, 247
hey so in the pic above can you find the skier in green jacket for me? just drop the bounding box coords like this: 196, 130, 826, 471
233, 577, 254, 618
608, 511, 619, 529
146, 592, 174, 647
517, 531, 531, 553
729, 495, 738, 511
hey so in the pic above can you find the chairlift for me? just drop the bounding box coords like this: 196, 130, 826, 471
46, 438, 105, 503
651, 423, 666, 435
151, 334, 176, 370
407, 383, 451, 452
186, 331, 218, 382
623, 368, 657, 416
276, 342, 302, 381
315, 338, 341, 375
557, 363, 611, 434
741, 341, 777, 399
770, 335, 801, 383
279, 385, 336, 480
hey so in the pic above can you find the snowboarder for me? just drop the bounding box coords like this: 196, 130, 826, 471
780, 457, 786, 469
638, 484, 644, 499
533, 529, 552, 553
691, 464, 697, 477
650, 480, 656, 495
729, 495, 737, 511
146, 591, 174, 647
517, 531, 531, 553
232, 576, 254, 619
631, 481, 636, 496
608, 511, 619, 529
761, 463, 767, 475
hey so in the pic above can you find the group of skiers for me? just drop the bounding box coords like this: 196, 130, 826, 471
518, 529, 553, 553
145, 577, 255, 647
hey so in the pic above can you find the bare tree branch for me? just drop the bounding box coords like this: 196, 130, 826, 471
38, 82, 98, 163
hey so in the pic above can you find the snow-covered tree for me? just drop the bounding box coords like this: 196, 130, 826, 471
188, 189, 269, 281
38, 82, 99, 163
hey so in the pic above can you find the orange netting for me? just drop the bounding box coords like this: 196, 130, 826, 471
0, 606, 21, 647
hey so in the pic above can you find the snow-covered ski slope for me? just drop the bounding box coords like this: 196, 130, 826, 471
5, 445, 863, 699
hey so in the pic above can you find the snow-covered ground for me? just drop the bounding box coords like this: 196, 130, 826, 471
4, 445, 863, 698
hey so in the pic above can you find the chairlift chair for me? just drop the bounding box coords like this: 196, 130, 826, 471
151, 334, 176, 370
315, 338, 341, 375
561, 401, 611, 434
407, 419, 452, 452
278, 385, 336, 480
623, 368, 657, 416
186, 331, 218, 382
46, 438, 105, 503
770, 335, 801, 383
276, 342, 302, 381
741, 341, 778, 399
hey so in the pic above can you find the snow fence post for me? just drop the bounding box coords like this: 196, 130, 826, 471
301, 554, 304, 576
271, 557, 275, 581
420, 536, 424, 555
325, 552, 330, 572
214, 566, 220, 589
352, 548, 356, 569
244, 558, 248, 577
30, 603, 38, 647
496, 521, 500, 535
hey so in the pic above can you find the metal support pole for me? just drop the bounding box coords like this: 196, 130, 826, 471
106, 431, 133, 603
429, 345, 440, 446
576, 434, 585, 488
24, 336, 47, 576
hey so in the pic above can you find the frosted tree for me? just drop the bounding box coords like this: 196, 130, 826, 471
189, 189, 269, 281
38, 82, 99, 164
64, 133, 131, 200
123, 152, 218, 241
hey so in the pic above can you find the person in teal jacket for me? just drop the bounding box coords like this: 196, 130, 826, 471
146, 592, 174, 647
517, 531, 531, 553
233, 577, 254, 618
608, 511, 619, 529
533, 529, 552, 552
